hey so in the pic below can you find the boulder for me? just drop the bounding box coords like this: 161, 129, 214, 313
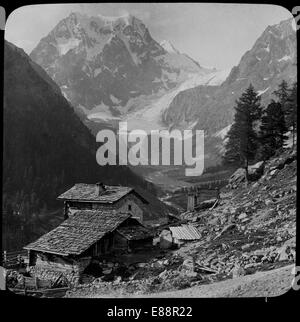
159, 270, 168, 279
152, 261, 164, 269
113, 276, 122, 284
270, 169, 278, 176
228, 168, 246, 188
249, 161, 265, 180
277, 243, 294, 262
244, 263, 259, 270
153, 237, 160, 246
220, 224, 237, 236
228, 161, 264, 188
159, 230, 173, 249
182, 270, 198, 279
241, 243, 252, 251
181, 257, 195, 272
265, 199, 273, 206
231, 265, 245, 278
137, 263, 147, 268
238, 213, 247, 220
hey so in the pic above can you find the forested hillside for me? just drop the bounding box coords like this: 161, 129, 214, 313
3, 41, 158, 250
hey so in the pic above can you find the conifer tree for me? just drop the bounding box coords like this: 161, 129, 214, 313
273, 80, 290, 108
258, 100, 288, 160
223, 84, 262, 182
285, 82, 297, 148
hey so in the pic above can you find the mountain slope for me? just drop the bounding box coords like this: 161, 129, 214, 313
163, 18, 297, 135
3, 41, 165, 250
66, 147, 296, 298
30, 12, 208, 120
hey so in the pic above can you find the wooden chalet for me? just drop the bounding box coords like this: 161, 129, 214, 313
57, 182, 167, 225
24, 210, 153, 284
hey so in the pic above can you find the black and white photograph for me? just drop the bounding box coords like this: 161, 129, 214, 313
1, 2, 298, 301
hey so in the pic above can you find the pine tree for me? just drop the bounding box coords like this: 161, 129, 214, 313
285, 82, 297, 148
273, 80, 290, 108
258, 100, 288, 160
223, 84, 262, 182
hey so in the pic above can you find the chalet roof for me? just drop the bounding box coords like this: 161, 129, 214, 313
57, 183, 134, 203
117, 224, 154, 241
24, 210, 132, 256
169, 225, 202, 241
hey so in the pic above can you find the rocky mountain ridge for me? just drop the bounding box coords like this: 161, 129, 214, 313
30, 12, 210, 121
163, 18, 297, 135
29, 15, 297, 170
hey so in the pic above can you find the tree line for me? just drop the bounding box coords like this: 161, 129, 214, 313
223, 80, 297, 182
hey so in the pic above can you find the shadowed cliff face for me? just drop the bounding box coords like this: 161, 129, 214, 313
3, 41, 168, 250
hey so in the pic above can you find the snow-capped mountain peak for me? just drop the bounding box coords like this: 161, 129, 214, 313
30, 12, 211, 124
160, 40, 180, 54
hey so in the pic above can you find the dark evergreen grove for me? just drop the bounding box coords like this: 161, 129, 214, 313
272, 80, 297, 148
273, 79, 290, 107
285, 82, 297, 149
223, 81, 297, 180
257, 100, 288, 161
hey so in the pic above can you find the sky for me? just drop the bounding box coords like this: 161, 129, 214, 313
5, 3, 293, 70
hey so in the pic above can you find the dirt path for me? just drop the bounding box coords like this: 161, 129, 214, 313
84, 265, 294, 298
138, 264, 295, 298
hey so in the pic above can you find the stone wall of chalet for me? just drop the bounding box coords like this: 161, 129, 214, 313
66, 193, 144, 223
31, 252, 91, 285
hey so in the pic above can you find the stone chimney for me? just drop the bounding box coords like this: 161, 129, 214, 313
96, 182, 106, 195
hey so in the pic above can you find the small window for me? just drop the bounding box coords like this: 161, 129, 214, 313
128, 204, 132, 211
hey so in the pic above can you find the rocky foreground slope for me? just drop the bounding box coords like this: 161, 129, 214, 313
66, 147, 296, 298
132, 264, 295, 298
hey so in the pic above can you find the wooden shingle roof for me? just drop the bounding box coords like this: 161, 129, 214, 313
117, 225, 154, 241
24, 210, 131, 256
57, 183, 133, 203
